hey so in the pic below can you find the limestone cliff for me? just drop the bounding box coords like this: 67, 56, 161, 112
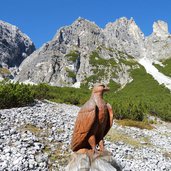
16, 18, 139, 87
145, 20, 171, 60
15, 17, 171, 87
0, 20, 35, 79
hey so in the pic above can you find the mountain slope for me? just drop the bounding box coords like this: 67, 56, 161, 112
105, 66, 171, 121
16, 18, 139, 87
14, 17, 171, 90
0, 20, 35, 79
139, 58, 171, 91
0, 20, 35, 67
153, 58, 171, 77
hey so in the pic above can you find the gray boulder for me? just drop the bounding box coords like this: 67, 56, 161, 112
65, 151, 122, 171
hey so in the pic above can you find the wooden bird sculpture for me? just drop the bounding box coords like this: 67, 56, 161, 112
71, 83, 114, 153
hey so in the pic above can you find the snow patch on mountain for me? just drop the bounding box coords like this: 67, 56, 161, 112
139, 58, 171, 91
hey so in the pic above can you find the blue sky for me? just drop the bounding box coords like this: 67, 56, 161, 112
1, 0, 171, 48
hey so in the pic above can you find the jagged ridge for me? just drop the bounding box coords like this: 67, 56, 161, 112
6, 17, 171, 88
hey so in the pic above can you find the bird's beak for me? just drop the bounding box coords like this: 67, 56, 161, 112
103, 85, 110, 92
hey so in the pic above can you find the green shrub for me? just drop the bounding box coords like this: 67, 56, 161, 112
65, 50, 79, 62
105, 66, 171, 121
32, 84, 91, 106
89, 51, 116, 67
32, 83, 50, 100
0, 82, 91, 109
1, 64, 171, 122
111, 98, 147, 121
66, 68, 76, 79
0, 81, 34, 109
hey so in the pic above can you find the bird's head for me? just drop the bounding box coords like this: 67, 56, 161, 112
92, 83, 110, 95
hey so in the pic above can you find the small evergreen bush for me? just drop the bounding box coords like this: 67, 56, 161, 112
1, 64, 171, 122
0, 81, 34, 109
32, 83, 50, 100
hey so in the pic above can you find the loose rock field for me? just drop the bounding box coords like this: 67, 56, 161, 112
0, 100, 171, 170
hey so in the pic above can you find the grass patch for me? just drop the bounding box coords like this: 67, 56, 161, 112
106, 128, 140, 148
116, 119, 154, 130
89, 51, 117, 67
50, 148, 70, 165
105, 66, 171, 121
83, 69, 105, 85
43, 143, 70, 170
163, 152, 171, 159
108, 80, 121, 92
97, 45, 116, 52
65, 50, 79, 62
66, 68, 76, 79
56, 129, 65, 134
23, 124, 43, 134
43, 145, 51, 154
140, 136, 152, 146
119, 58, 138, 66
153, 58, 171, 77
0, 68, 11, 75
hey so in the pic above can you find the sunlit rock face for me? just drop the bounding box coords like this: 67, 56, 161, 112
16, 18, 104, 86
145, 20, 171, 61
15, 17, 171, 87
0, 20, 35, 79
103, 17, 145, 59
0, 20, 35, 68
153, 20, 169, 38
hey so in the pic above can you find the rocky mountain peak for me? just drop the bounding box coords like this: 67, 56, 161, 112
0, 20, 18, 38
145, 20, 171, 60
0, 20, 35, 68
128, 18, 145, 40
104, 17, 145, 58
73, 17, 97, 27
52, 17, 102, 52
105, 17, 139, 30
16, 17, 105, 86
14, 17, 171, 87
153, 20, 169, 38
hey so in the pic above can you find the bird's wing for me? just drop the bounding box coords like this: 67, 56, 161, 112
71, 100, 97, 150
103, 103, 114, 137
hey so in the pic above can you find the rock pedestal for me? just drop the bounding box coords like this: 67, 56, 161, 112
65, 151, 122, 171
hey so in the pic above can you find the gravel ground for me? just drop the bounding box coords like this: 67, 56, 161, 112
0, 100, 171, 171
